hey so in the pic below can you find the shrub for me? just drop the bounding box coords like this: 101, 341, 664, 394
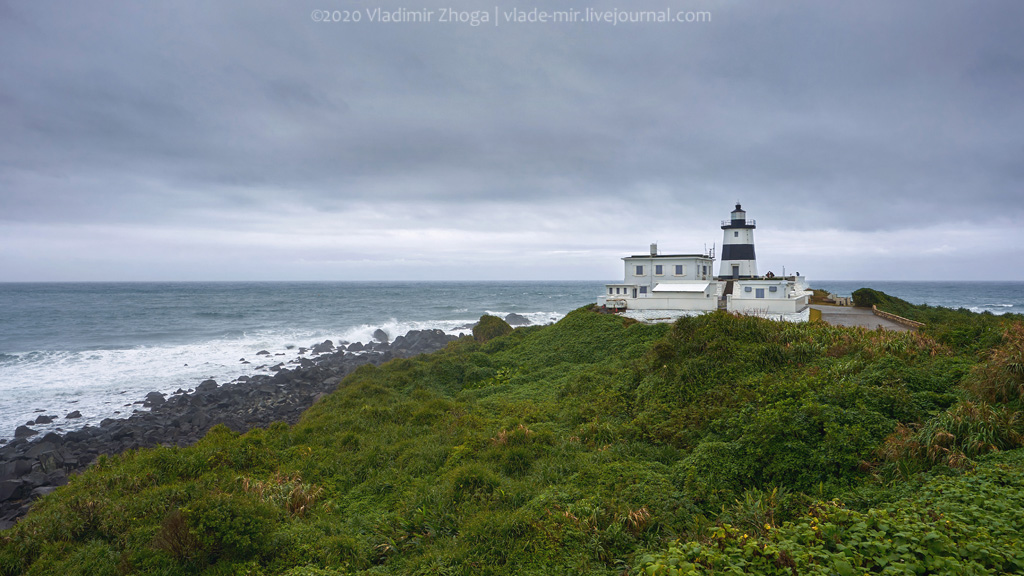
152, 509, 202, 562
852, 287, 891, 308
472, 314, 513, 342
185, 492, 281, 560
966, 322, 1024, 404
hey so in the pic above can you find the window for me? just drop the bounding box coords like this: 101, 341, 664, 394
635, 265, 644, 275
655, 265, 663, 275
744, 286, 752, 293
769, 286, 778, 293
640, 286, 647, 294
702, 265, 707, 275
615, 287, 620, 294
756, 288, 765, 298
675, 265, 684, 275
608, 287, 613, 295
734, 231, 739, 237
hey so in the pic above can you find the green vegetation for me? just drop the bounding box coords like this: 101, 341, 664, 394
640, 450, 1024, 575
809, 289, 835, 305
471, 314, 513, 342
856, 287, 1018, 354
3, 296, 1024, 575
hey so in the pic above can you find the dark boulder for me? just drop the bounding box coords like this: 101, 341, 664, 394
0, 480, 24, 502
24, 442, 56, 459
65, 410, 81, 419
30, 486, 57, 499
40, 433, 62, 445
33, 415, 56, 425
505, 313, 530, 326
372, 329, 389, 344
391, 329, 456, 355
13, 426, 36, 439
1, 460, 32, 482
311, 340, 334, 354
144, 391, 166, 407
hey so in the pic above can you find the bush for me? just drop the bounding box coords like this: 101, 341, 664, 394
185, 492, 281, 560
852, 287, 891, 308
472, 314, 513, 342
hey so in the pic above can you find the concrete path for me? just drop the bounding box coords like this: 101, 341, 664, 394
811, 305, 911, 332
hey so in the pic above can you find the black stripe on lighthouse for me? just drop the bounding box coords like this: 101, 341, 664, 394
721, 244, 756, 261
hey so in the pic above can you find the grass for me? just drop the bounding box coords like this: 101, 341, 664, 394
3, 298, 1024, 575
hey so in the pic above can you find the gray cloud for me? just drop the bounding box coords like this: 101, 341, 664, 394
1, 0, 1022, 280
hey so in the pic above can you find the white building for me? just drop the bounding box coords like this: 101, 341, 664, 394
602, 244, 718, 312
598, 204, 811, 321
727, 277, 810, 316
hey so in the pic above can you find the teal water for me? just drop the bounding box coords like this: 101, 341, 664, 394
1, 280, 1021, 439
0, 281, 599, 437
812, 281, 1024, 316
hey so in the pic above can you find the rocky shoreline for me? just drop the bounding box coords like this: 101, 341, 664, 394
0, 327, 461, 530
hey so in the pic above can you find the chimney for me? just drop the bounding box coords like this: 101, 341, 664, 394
650, 243, 658, 256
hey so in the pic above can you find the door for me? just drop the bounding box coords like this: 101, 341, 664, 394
756, 288, 765, 298
732, 265, 739, 278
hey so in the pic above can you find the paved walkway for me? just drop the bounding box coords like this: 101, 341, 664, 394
811, 305, 911, 331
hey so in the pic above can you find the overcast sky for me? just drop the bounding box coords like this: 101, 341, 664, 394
1, 0, 1022, 281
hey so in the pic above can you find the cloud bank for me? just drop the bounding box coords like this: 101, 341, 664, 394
2, 0, 1022, 281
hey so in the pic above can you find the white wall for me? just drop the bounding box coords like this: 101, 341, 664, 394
622, 256, 713, 286
626, 293, 719, 311
733, 279, 792, 300
727, 293, 809, 314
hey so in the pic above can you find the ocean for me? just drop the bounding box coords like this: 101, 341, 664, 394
0, 281, 594, 439
810, 281, 1024, 316
1, 280, 1022, 440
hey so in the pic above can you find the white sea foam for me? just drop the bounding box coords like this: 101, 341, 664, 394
0, 327, 353, 438
968, 304, 1017, 315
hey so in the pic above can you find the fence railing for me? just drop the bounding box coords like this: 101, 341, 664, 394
871, 305, 925, 330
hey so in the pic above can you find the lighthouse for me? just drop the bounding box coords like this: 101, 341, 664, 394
719, 203, 758, 279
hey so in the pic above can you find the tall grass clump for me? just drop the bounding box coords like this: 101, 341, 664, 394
878, 322, 1024, 478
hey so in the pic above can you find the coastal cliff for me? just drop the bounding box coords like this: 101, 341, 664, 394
1, 296, 1022, 575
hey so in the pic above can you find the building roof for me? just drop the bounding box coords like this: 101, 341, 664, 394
652, 282, 711, 293
624, 254, 712, 259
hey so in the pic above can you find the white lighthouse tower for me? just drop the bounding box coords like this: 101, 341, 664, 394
718, 203, 758, 279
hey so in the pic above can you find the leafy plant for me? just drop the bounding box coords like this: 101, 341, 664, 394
472, 314, 513, 342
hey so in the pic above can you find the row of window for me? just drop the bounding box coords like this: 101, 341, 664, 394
633, 264, 709, 276
608, 286, 649, 295
610, 284, 780, 298
742, 286, 778, 298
